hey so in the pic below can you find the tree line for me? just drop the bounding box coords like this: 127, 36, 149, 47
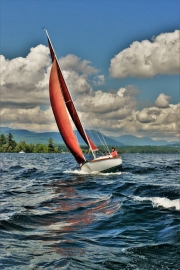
0, 133, 179, 154
0, 133, 60, 153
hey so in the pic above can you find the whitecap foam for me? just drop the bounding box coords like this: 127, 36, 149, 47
100, 171, 122, 176
64, 169, 121, 175
64, 169, 89, 175
132, 196, 180, 211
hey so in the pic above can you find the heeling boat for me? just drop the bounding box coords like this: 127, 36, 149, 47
44, 29, 122, 173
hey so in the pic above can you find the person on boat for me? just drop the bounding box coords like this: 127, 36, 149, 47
111, 147, 118, 158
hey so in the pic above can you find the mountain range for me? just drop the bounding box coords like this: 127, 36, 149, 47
0, 127, 178, 146
111, 134, 179, 146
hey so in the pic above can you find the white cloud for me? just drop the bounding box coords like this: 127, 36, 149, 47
76, 86, 138, 116
0, 106, 57, 132
59, 54, 98, 97
0, 46, 98, 107
1, 83, 49, 108
134, 103, 179, 139
93, 75, 105, 86
0, 45, 50, 85
109, 30, 180, 78
62, 69, 93, 96
1, 106, 53, 124
136, 108, 157, 123
1, 44, 179, 141
59, 54, 98, 76
1, 45, 50, 108
154, 93, 171, 108
76, 91, 179, 140
1, 85, 179, 140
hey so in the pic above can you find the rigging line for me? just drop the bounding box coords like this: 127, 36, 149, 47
97, 131, 109, 154
88, 129, 97, 150
84, 120, 98, 149
97, 123, 110, 155
85, 128, 94, 154
87, 122, 108, 155
91, 129, 105, 149
87, 121, 109, 154
87, 123, 102, 148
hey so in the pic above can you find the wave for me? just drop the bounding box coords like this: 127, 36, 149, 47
132, 196, 180, 210
9, 165, 24, 170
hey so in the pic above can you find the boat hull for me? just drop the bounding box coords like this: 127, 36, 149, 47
81, 156, 122, 173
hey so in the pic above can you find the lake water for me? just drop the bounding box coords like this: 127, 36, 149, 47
0, 153, 180, 269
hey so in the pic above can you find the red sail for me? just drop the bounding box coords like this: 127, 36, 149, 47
49, 60, 85, 164
47, 38, 98, 152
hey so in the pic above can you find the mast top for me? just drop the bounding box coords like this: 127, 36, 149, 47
42, 27, 49, 39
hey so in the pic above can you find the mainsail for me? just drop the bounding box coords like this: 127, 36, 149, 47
49, 59, 85, 164
45, 31, 98, 153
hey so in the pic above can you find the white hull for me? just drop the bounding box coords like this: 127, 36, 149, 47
81, 156, 122, 173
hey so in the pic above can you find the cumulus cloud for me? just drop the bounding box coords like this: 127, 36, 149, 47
154, 93, 171, 108
1, 82, 179, 140
1, 82, 49, 108
1, 44, 179, 140
59, 54, 98, 76
0, 44, 104, 133
1, 45, 50, 108
134, 104, 180, 140
59, 54, 99, 96
62, 69, 93, 96
93, 75, 105, 86
0, 46, 98, 107
109, 30, 180, 78
0, 106, 57, 132
0, 45, 50, 85
1, 106, 53, 124
76, 85, 138, 116
75, 90, 179, 141
136, 108, 160, 123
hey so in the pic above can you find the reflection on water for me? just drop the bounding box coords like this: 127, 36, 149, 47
19, 177, 122, 258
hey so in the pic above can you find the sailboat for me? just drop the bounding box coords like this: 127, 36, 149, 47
44, 29, 122, 173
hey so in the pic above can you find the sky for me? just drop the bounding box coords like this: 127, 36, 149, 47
0, 0, 180, 141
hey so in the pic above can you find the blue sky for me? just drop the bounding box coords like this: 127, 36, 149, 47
1, 0, 180, 140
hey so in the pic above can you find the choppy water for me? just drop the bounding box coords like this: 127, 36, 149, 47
0, 153, 180, 270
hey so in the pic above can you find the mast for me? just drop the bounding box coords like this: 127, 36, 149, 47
44, 28, 97, 158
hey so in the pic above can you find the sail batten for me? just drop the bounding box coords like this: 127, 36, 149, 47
49, 60, 85, 164
46, 32, 98, 153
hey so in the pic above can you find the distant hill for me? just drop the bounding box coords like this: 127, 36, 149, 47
1, 127, 178, 146
0, 127, 61, 144
0, 127, 123, 146
0, 127, 13, 132
110, 134, 179, 146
